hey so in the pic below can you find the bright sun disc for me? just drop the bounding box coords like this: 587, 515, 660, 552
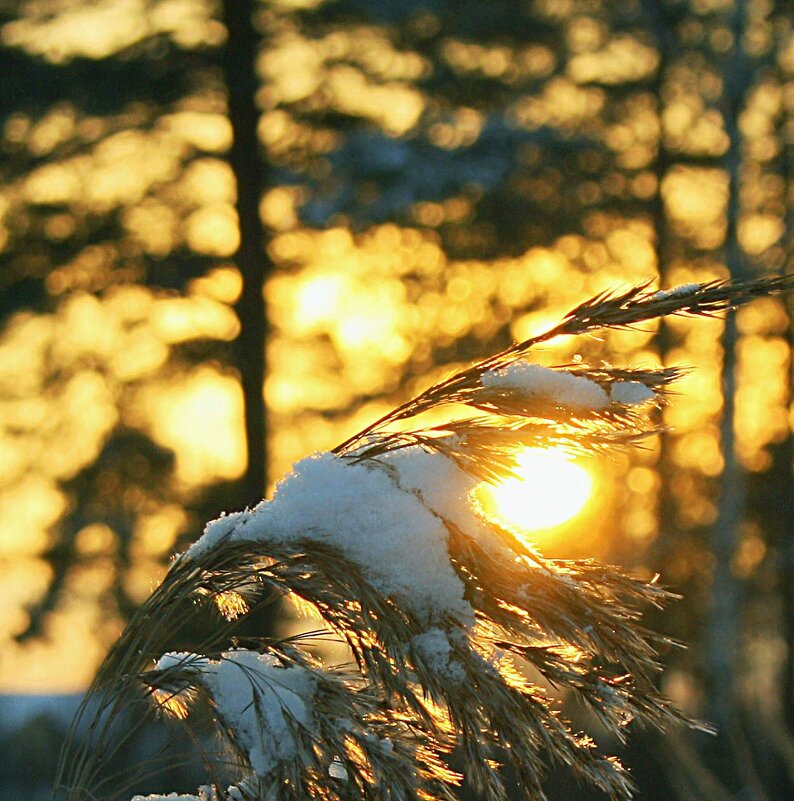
479, 448, 593, 533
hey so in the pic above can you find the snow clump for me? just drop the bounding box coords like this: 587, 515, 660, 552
185, 450, 475, 627
158, 650, 316, 778
132, 789, 215, 801
412, 628, 466, 682
650, 283, 700, 301
481, 362, 609, 409
609, 380, 656, 405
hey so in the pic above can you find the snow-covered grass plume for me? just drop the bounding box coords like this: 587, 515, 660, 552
57, 276, 794, 801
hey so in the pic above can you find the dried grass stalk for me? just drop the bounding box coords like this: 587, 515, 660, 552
55, 276, 793, 801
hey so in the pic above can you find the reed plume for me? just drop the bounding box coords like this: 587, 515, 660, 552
55, 275, 794, 801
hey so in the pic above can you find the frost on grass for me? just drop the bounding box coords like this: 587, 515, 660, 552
57, 277, 794, 801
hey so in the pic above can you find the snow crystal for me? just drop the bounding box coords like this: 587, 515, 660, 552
198, 650, 315, 778
482, 362, 609, 410
412, 628, 466, 682
609, 381, 655, 405
186, 451, 473, 626
650, 283, 700, 301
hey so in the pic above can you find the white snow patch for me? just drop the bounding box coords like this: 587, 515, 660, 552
609, 381, 655, 405
650, 283, 701, 301
132, 790, 214, 801
388, 445, 518, 564
227, 779, 262, 801
195, 650, 315, 777
186, 451, 473, 626
412, 628, 466, 682
131, 796, 202, 801
155, 652, 210, 673
482, 362, 609, 410
328, 760, 349, 780
193, 510, 247, 554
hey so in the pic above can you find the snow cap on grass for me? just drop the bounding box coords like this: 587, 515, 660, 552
482, 362, 609, 410
187, 451, 474, 626
189, 510, 246, 555
609, 381, 656, 406
387, 445, 510, 560
131, 795, 204, 801
195, 650, 315, 778
650, 283, 700, 301
155, 652, 211, 673
132, 789, 215, 801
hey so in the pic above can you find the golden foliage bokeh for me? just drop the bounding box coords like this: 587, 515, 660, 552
0, 0, 791, 695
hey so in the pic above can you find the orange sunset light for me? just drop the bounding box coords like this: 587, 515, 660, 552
478, 448, 594, 538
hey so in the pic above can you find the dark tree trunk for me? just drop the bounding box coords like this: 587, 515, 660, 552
643, 0, 678, 571
777, 0, 794, 735
704, 0, 750, 728
702, 5, 773, 800
221, 0, 269, 507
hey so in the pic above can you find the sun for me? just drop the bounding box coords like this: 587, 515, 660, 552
477, 448, 594, 535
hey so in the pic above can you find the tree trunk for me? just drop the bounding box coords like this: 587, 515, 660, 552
702, 10, 776, 800
704, 0, 749, 729
221, 0, 269, 506
642, 0, 678, 572
777, 0, 794, 733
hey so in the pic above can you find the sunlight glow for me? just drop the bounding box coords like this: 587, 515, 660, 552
152, 687, 192, 721
214, 590, 250, 621
479, 448, 593, 534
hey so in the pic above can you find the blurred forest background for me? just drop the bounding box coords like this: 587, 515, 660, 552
1, 0, 794, 799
